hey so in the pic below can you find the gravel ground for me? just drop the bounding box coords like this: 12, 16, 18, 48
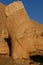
0, 56, 15, 65
0, 56, 43, 65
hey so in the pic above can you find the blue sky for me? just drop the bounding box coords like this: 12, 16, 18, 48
0, 0, 43, 24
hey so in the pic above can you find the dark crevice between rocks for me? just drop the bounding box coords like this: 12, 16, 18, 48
36, 35, 38, 38
4, 35, 11, 56
30, 55, 43, 64
40, 32, 43, 37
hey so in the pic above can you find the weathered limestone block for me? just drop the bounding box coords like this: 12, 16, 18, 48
0, 29, 9, 56
5, 1, 43, 60
0, 1, 43, 65
33, 30, 43, 55
0, 3, 9, 56
5, 1, 36, 59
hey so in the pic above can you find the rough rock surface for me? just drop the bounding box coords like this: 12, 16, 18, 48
0, 3, 9, 56
0, 56, 15, 65
5, 1, 43, 60
0, 1, 43, 65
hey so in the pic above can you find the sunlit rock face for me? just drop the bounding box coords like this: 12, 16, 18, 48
0, 3, 9, 56
0, 1, 43, 65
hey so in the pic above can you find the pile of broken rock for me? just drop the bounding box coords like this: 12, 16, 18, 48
0, 1, 43, 65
